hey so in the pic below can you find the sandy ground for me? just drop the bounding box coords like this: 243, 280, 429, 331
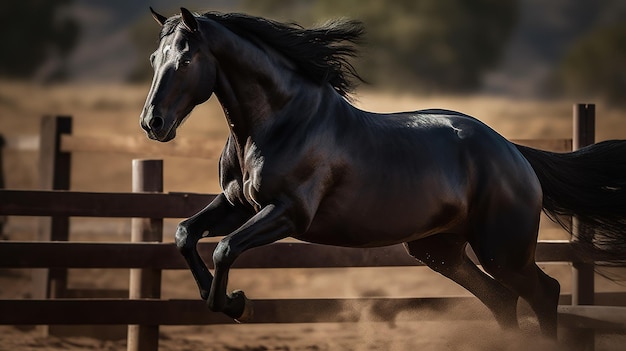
1, 82, 626, 350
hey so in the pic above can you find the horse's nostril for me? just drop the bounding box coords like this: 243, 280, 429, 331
150, 116, 164, 131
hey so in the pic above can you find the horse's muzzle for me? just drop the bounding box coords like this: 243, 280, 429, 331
141, 110, 175, 142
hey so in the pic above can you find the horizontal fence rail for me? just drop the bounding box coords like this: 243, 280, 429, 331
1, 297, 626, 329
0, 190, 213, 218
0, 240, 578, 270
0, 240, 580, 270
0, 297, 497, 325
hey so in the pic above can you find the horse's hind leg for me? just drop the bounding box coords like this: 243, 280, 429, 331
405, 234, 519, 329
474, 251, 560, 337
469, 218, 560, 337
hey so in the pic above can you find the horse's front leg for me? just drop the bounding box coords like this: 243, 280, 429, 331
208, 202, 294, 321
175, 193, 252, 300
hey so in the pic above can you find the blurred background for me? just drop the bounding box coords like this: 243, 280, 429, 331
2, 0, 626, 99
2, 3, 626, 349
1, 0, 626, 216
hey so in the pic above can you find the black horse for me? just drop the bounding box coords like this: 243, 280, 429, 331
141, 8, 626, 337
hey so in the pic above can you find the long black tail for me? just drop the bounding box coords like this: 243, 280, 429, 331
515, 140, 626, 263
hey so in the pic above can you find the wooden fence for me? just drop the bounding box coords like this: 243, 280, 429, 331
1, 105, 625, 351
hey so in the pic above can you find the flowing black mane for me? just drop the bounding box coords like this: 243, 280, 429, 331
161, 12, 365, 98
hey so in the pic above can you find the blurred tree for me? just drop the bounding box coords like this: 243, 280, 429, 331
557, 23, 626, 106
245, 0, 519, 93
127, 15, 161, 83
0, 1, 79, 81
130, 1, 518, 93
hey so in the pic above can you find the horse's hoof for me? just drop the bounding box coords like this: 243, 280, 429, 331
232, 289, 254, 323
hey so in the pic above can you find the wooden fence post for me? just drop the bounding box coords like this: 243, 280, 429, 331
570, 103, 595, 350
34, 116, 72, 338
0, 133, 6, 239
128, 159, 164, 351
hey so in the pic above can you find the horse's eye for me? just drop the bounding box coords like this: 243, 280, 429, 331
181, 58, 192, 66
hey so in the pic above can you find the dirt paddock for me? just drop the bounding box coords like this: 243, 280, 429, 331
1, 83, 626, 350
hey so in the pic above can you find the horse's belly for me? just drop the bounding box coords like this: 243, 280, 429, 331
295, 197, 465, 248
294, 226, 431, 248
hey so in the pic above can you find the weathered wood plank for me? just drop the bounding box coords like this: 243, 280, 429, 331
1, 297, 624, 329
0, 190, 213, 218
36, 116, 72, 302
0, 241, 416, 269
128, 159, 164, 351
0, 241, 579, 269
0, 297, 487, 325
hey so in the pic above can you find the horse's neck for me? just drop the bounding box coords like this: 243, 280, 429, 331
204, 20, 359, 154
209, 28, 325, 148
207, 31, 288, 127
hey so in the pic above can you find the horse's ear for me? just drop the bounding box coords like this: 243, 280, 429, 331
150, 7, 167, 26
180, 7, 198, 33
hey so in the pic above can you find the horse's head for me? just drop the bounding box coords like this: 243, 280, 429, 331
140, 8, 216, 142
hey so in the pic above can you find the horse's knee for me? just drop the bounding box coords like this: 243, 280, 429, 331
175, 222, 195, 254
212, 238, 237, 270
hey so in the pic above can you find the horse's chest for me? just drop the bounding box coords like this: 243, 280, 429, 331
241, 176, 262, 210
240, 158, 281, 211
220, 152, 266, 211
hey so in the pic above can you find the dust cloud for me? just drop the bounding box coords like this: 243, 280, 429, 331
319, 297, 567, 351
